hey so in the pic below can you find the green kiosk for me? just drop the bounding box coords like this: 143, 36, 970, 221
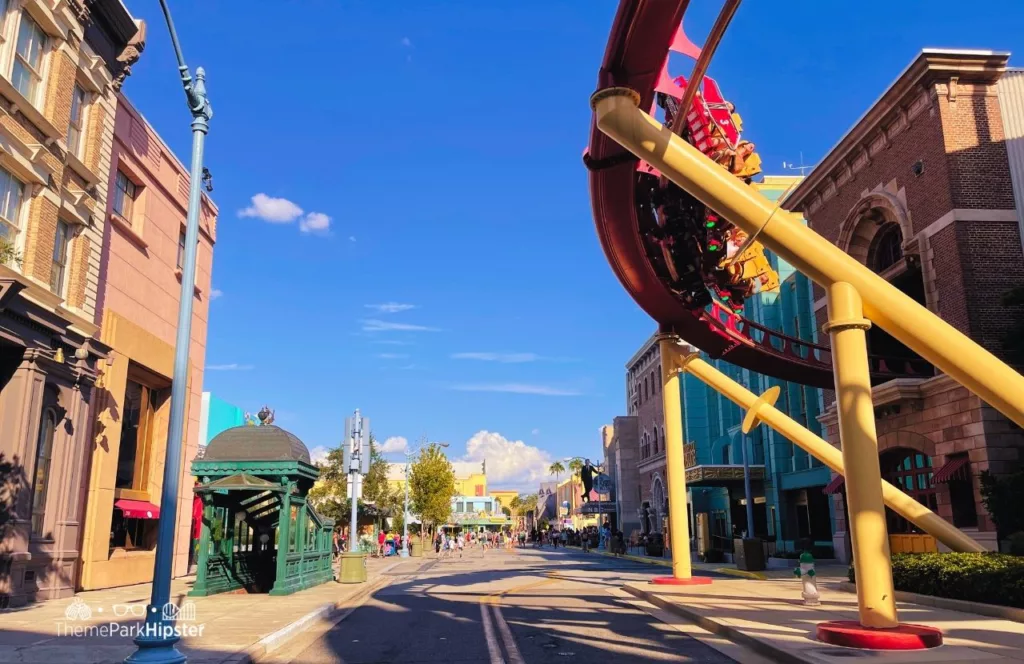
189, 414, 335, 597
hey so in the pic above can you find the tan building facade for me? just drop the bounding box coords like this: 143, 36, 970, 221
78, 93, 217, 590
627, 332, 669, 532
784, 49, 1024, 558
0, 0, 141, 607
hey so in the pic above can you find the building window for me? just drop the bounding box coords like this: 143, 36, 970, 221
0, 166, 24, 250
30, 407, 57, 536
67, 83, 86, 156
176, 230, 186, 269
50, 220, 68, 296
721, 445, 730, 465
110, 509, 157, 550
112, 170, 137, 220
882, 449, 936, 534
115, 368, 169, 491
652, 427, 659, 455
868, 223, 903, 273
11, 11, 46, 104
642, 377, 648, 402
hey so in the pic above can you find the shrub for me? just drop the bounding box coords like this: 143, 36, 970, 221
849, 553, 1024, 608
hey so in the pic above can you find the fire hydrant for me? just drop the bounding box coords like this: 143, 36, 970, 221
793, 551, 820, 606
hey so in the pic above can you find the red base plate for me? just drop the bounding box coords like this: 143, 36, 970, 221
816, 621, 943, 650
650, 576, 713, 586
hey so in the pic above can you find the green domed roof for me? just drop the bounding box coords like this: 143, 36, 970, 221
204, 425, 311, 464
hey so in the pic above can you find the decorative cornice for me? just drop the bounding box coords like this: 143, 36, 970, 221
784, 49, 1010, 212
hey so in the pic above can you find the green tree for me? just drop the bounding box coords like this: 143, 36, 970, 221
548, 461, 565, 482
308, 434, 392, 527
568, 458, 583, 481
980, 469, 1024, 539
361, 436, 391, 505
410, 444, 456, 542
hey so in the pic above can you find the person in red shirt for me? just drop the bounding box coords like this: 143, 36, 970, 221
377, 530, 386, 558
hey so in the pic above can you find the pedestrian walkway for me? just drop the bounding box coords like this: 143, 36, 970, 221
0, 556, 409, 663
564, 543, 850, 581
626, 576, 1024, 663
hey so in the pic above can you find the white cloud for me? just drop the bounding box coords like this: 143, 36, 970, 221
365, 303, 417, 314
451, 383, 581, 397
377, 353, 409, 359
361, 319, 439, 332
209, 288, 223, 300
238, 193, 303, 223
531, 428, 540, 435
379, 436, 409, 454
401, 37, 413, 47
207, 363, 254, 371
349, 236, 357, 242
451, 352, 541, 363
458, 431, 553, 490
373, 340, 412, 346
299, 212, 331, 234
309, 445, 331, 465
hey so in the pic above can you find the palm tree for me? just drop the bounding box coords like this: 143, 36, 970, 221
568, 458, 583, 480
548, 461, 565, 482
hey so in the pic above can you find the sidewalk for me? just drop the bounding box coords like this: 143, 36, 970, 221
566, 544, 850, 581
0, 555, 410, 663
625, 576, 1024, 663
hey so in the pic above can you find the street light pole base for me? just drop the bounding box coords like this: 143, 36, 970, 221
651, 576, 713, 585
816, 621, 943, 650
126, 627, 186, 664
399, 549, 409, 557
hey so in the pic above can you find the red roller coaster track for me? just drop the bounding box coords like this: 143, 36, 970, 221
587, 0, 932, 389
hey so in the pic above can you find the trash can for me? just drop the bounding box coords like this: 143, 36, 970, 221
339, 552, 367, 583
410, 540, 423, 557
733, 537, 765, 571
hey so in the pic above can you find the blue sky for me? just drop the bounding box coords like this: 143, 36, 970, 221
123, 1, 1023, 490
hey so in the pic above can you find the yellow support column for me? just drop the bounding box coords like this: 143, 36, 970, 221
678, 356, 984, 554
652, 336, 711, 585
823, 283, 897, 629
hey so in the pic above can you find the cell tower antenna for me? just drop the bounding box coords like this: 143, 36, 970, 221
782, 152, 813, 176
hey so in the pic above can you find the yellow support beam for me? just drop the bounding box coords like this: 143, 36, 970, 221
660, 336, 694, 581
591, 87, 1024, 431
670, 350, 985, 556
823, 282, 897, 628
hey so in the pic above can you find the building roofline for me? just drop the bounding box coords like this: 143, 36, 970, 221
115, 92, 219, 215
785, 48, 1011, 209
625, 330, 660, 370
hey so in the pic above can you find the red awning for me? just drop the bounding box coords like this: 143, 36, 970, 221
823, 474, 845, 495
115, 499, 160, 519
933, 456, 970, 484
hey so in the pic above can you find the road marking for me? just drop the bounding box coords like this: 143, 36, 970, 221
480, 602, 505, 664
490, 603, 526, 664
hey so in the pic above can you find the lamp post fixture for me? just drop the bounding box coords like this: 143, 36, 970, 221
127, 2, 211, 663
400, 440, 448, 557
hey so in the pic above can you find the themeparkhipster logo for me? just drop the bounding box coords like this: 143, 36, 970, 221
57, 597, 206, 638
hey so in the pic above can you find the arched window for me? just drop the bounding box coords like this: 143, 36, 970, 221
643, 376, 648, 401
651, 370, 658, 396
721, 444, 730, 465
652, 427, 659, 455
882, 448, 935, 534
868, 223, 903, 273
31, 407, 57, 536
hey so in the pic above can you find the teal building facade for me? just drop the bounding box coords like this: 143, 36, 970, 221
198, 392, 247, 447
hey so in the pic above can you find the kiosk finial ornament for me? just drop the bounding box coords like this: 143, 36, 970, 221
257, 405, 275, 426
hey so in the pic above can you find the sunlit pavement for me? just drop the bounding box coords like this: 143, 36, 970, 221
272, 545, 744, 663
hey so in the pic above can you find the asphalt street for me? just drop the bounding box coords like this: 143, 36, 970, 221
273, 545, 744, 664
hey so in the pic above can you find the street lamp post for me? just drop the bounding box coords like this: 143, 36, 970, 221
127, 3, 211, 663
401, 441, 448, 557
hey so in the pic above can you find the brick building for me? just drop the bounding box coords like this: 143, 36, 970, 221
0, 0, 141, 606
625, 333, 669, 534
784, 49, 1024, 558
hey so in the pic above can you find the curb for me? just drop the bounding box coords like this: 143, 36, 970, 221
570, 545, 766, 579
238, 573, 392, 663
622, 583, 813, 664
836, 581, 1024, 624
